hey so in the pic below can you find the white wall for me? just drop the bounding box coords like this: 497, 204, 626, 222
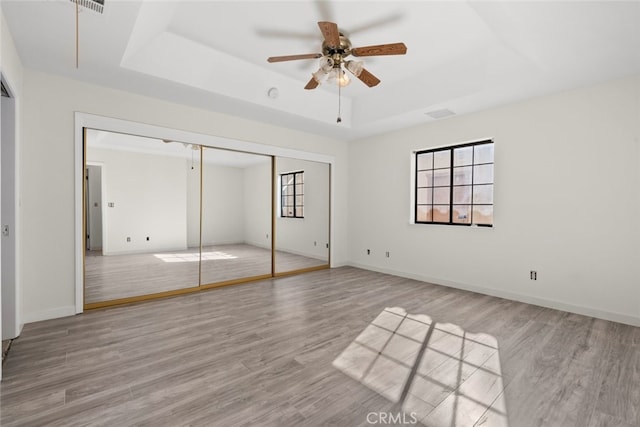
87, 147, 189, 255
19, 69, 347, 322
348, 74, 640, 326
243, 160, 272, 249
200, 161, 245, 246
189, 154, 271, 248
275, 157, 330, 260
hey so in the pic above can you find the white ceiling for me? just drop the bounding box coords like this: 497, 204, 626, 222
87, 129, 271, 168
3, 0, 640, 141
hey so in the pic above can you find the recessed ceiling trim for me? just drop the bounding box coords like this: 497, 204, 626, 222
425, 108, 456, 119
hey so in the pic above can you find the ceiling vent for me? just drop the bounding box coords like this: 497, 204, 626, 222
69, 0, 104, 14
425, 109, 455, 120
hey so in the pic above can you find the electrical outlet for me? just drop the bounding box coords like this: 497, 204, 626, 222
530, 270, 537, 280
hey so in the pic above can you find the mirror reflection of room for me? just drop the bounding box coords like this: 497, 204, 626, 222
275, 157, 330, 274
84, 130, 201, 304
84, 129, 332, 306
199, 147, 272, 286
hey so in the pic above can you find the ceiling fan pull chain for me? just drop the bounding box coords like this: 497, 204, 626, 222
76, 0, 79, 68
337, 77, 342, 123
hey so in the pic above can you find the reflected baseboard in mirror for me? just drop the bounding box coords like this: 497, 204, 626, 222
274, 249, 328, 272
84, 243, 329, 304
83, 127, 332, 308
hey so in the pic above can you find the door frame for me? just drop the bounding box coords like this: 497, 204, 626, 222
1, 74, 20, 342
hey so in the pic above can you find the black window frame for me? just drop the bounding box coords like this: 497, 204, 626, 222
415, 140, 494, 227
280, 171, 304, 219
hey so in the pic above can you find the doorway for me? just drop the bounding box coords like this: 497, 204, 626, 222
85, 164, 103, 253
1, 75, 19, 342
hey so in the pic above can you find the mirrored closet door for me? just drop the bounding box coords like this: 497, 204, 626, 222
274, 157, 330, 275
84, 130, 201, 304
84, 129, 332, 308
200, 147, 272, 286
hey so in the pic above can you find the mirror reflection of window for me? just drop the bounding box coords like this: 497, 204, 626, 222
84, 129, 332, 308
275, 158, 330, 274
280, 171, 304, 218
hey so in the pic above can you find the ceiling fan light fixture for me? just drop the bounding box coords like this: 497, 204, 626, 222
345, 60, 364, 77
312, 68, 327, 84
320, 56, 334, 73
337, 69, 351, 87
328, 68, 350, 87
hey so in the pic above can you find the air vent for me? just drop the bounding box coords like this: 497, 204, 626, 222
1, 81, 10, 98
69, 0, 104, 14
425, 109, 455, 119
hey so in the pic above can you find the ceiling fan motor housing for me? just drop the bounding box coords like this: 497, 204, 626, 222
322, 34, 352, 65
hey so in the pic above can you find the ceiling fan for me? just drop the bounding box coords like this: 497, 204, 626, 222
267, 21, 407, 90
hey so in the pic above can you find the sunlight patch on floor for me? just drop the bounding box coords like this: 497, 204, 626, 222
332, 307, 508, 426
154, 251, 238, 263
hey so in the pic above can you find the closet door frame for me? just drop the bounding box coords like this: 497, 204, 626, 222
74, 113, 334, 313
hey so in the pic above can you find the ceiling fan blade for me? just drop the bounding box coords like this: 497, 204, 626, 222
347, 13, 403, 36
356, 68, 381, 87
267, 53, 322, 63
304, 77, 319, 90
352, 42, 407, 57
318, 21, 340, 47
314, 0, 335, 23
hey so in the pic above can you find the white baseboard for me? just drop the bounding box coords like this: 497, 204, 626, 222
277, 247, 327, 261
347, 262, 640, 327
243, 240, 271, 250
25, 265, 638, 327
23, 306, 77, 324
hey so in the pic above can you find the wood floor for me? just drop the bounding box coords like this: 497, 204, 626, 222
85, 244, 328, 303
2, 267, 639, 426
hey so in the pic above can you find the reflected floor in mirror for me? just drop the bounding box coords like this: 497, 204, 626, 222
3, 267, 639, 426
85, 244, 327, 304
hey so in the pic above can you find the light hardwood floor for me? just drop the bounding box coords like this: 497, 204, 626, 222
85, 244, 328, 304
2, 267, 639, 426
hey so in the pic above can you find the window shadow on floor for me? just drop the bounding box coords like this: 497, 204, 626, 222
332, 307, 508, 426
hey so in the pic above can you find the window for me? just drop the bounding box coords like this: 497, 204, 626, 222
280, 171, 304, 218
415, 140, 493, 226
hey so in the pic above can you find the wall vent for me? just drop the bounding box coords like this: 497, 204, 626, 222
69, 0, 104, 14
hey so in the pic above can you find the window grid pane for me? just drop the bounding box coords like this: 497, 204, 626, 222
415, 141, 493, 226
280, 171, 304, 218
